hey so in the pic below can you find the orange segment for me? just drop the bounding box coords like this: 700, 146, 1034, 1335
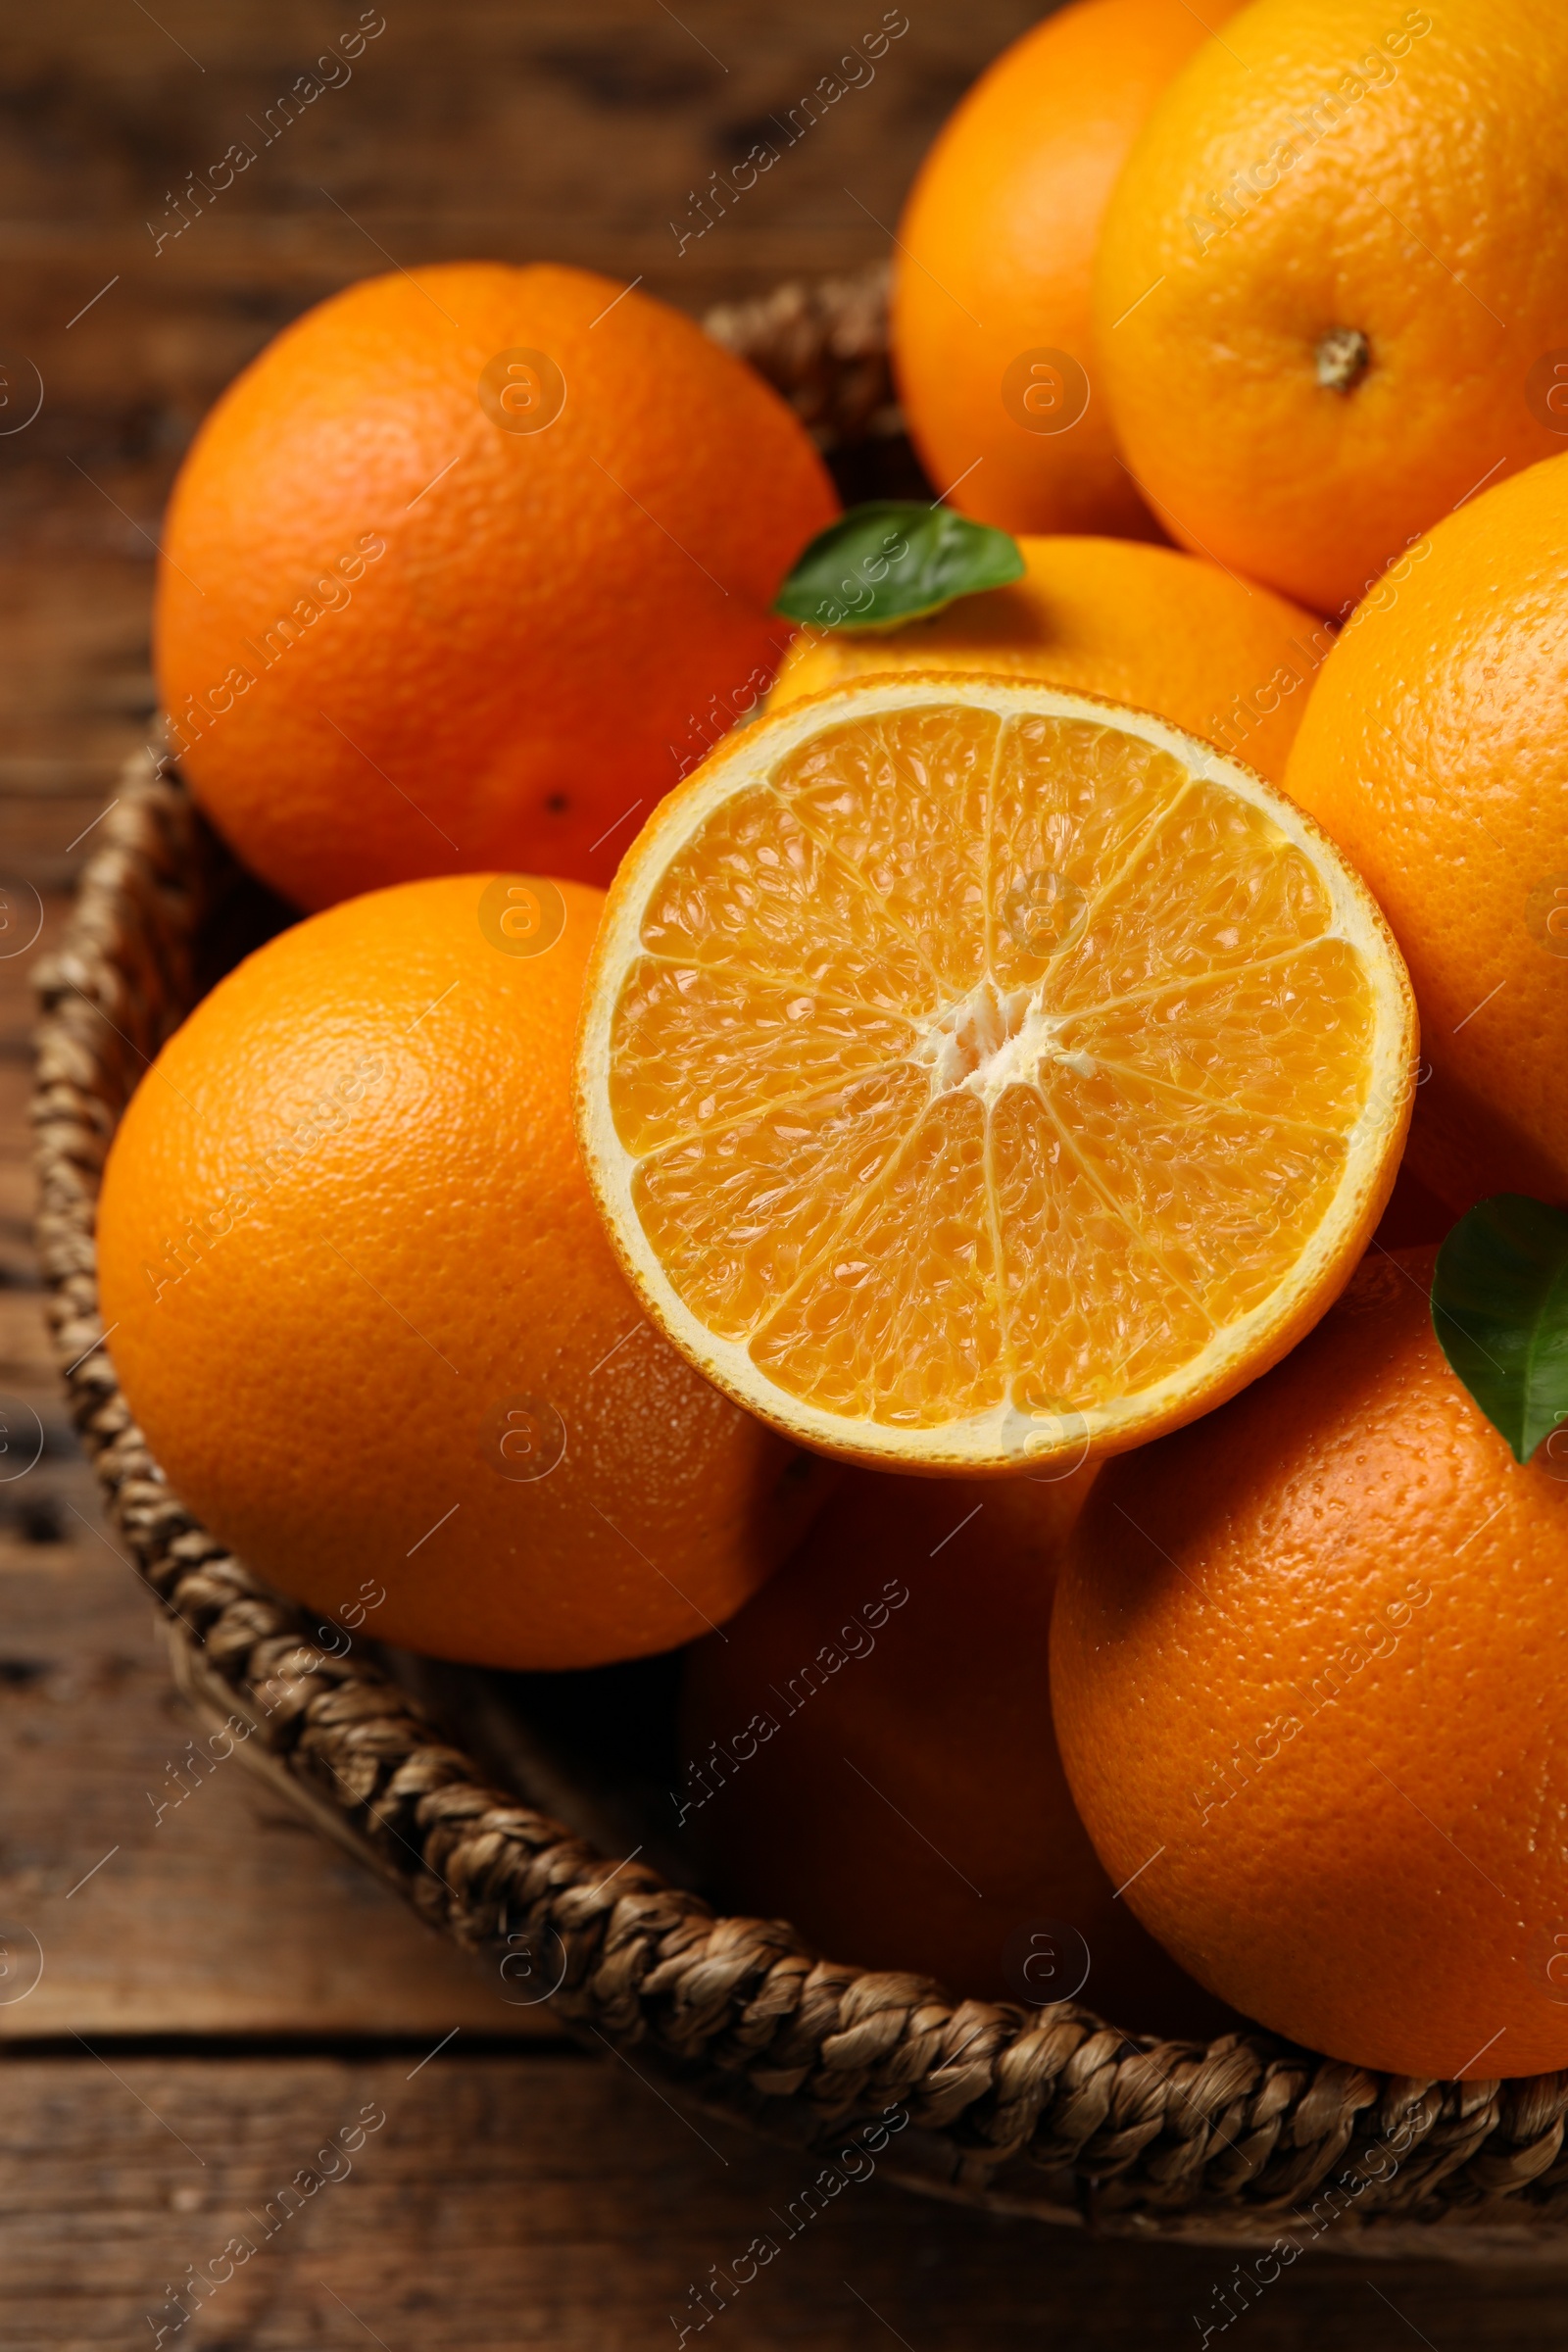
1040, 1060, 1350, 1328
987, 716, 1188, 990
751, 1090, 1005, 1427
772, 704, 995, 995
990, 1079, 1215, 1419
576, 676, 1417, 1472
606, 958, 914, 1157
631, 1066, 927, 1341
1047, 779, 1334, 1010
637, 784, 935, 1013
1064, 938, 1378, 1125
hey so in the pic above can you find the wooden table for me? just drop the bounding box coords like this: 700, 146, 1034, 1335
3, 5, 1567, 2341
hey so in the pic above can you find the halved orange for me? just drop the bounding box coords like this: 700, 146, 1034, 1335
574, 677, 1417, 1473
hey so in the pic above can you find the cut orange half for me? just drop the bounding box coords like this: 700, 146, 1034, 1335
574, 676, 1417, 1472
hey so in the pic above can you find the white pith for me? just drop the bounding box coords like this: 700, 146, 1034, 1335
576, 677, 1416, 1471
910, 976, 1092, 1108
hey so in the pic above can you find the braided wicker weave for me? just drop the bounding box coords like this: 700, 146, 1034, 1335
29, 270, 1568, 2258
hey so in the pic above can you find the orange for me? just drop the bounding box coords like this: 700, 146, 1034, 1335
681, 1460, 1233, 2037
1052, 1246, 1568, 2080
575, 675, 1417, 1475
96, 875, 837, 1669
892, 0, 1241, 538
1094, 0, 1568, 616
155, 264, 837, 912
769, 535, 1328, 782
1285, 453, 1568, 1213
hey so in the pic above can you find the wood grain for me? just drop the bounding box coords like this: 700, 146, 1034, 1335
8, 945, 1566, 2342
5, 3, 1568, 2337
1, 0, 1040, 466
0, 1544, 560, 2039
3, 2053, 1566, 2352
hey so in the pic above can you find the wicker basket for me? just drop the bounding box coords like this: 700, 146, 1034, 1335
30, 270, 1568, 2261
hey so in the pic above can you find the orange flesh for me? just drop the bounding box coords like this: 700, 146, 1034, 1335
606, 707, 1379, 1431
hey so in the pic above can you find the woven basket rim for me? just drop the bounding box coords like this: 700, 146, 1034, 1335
27, 270, 1568, 2253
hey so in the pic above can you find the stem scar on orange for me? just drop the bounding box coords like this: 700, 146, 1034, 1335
892, 0, 1246, 539
1095, 0, 1568, 615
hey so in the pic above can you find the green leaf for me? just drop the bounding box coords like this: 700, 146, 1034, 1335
1431, 1195, 1568, 1462
772, 501, 1026, 633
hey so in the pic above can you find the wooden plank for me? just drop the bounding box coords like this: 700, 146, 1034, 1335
0, 0, 1061, 897
0, 546, 160, 894
0, 0, 1055, 906
0, 0, 1041, 446
1, 2052, 1563, 2351
8, 5, 1557, 2327
0, 1542, 560, 2038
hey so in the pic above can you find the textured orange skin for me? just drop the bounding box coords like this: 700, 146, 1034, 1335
1285, 454, 1568, 1212
1095, 0, 1568, 616
770, 535, 1326, 781
155, 263, 838, 912
892, 0, 1242, 538
1052, 1248, 1568, 2080
682, 1461, 1234, 2036
96, 876, 836, 1669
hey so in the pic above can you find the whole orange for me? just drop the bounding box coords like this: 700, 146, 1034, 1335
96, 875, 834, 1668
769, 534, 1327, 781
1095, 0, 1568, 615
1285, 452, 1568, 1212
892, 0, 1242, 539
681, 1462, 1234, 2038
1052, 1247, 1568, 2080
155, 264, 837, 912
